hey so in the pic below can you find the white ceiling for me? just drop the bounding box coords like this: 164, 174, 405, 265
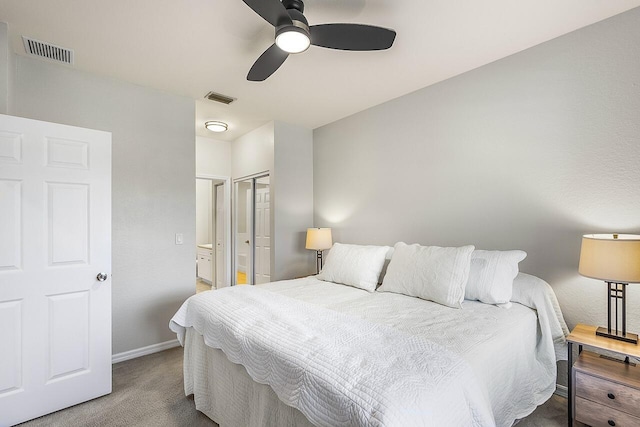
2, 0, 639, 141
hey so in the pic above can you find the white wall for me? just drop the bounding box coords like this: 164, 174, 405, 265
12, 55, 196, 354
195, 179, 212, 245
314, 7, 640, 374
231, 121, 274, 179
196, 135, 231, 177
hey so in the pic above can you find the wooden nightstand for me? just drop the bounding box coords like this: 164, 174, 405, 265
567, 324, 640, 426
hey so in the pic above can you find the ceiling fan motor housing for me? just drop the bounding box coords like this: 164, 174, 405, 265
282, 0, 305, 13
276, 10, 308, 32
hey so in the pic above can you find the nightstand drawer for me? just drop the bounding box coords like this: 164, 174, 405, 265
575, 396, 640, 427
576, 371, 640, 415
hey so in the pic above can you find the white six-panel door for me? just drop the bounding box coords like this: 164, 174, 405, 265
0, 114, 112, 426
254, 187, 271, 285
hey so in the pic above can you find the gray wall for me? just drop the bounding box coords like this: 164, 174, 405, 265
273, 122, 314, 279
12, 55, 196, 354
0, 22, 12, 114
231, 121, 314, 281
314, 8, 640, 345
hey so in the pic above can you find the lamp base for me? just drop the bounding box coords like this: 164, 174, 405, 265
315, 250, 323, 275
596, 326, 638, 344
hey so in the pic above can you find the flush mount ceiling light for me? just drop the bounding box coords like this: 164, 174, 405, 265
205, 121, 228, 133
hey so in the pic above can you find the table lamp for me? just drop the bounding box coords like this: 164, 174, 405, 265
578, 234, 640, 344
306, 228, 332, 274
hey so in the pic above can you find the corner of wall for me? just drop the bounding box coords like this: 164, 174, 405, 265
0, 22, 10, 114
273, 121, 314, 279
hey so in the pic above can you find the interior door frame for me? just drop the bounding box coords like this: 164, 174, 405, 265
232, 171, 270, 286
196, 174, 231, 287
213, 182, 225, 288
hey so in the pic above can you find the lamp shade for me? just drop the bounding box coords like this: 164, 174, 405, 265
579, 234, 640, 283
306, 228, 332, 251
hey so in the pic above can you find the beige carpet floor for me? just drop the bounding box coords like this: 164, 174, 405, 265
18, 347, 217, 427
18, 346, 568, 427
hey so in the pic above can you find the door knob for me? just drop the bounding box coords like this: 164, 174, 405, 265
96, 272, 108, 282
245, 240, 250, 244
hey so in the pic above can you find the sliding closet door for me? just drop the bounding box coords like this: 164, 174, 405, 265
0, 114, 112, 426
233, 174, 271, 285
234, 179, 253, 284
254, 176, 271, 284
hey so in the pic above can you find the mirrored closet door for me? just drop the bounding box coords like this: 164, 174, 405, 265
233, 174, 271, 285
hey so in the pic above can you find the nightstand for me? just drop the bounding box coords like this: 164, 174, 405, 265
567, 324, 640, 426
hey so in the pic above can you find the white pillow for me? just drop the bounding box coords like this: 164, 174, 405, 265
317, 243, 390, 292
378, 242, 475, 308
464, 250, 527, 305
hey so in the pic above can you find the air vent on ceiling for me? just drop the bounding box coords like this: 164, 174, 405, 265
22, 36, 74, 65
204, 91, 236, 105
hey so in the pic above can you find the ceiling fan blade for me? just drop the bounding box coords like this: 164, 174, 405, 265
241, 0, 293, 27
247, 44, 289, 81
310, 24, 396, 51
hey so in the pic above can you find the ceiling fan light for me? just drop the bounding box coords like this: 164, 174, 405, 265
276, 27, 310, 54
205, 121, 228, 132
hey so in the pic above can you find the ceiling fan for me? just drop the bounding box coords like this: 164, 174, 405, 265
241, 0, 396, 81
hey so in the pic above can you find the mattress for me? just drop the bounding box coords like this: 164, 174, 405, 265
171, 274, 568, 427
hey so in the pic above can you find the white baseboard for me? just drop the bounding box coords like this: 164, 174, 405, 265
112, 339, 180, 364
554, 384, 568, 398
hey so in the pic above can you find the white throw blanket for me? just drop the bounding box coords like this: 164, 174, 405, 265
170, 286, 496, 427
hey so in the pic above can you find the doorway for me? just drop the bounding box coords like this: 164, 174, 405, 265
196, 175, 231, 292
234, 174, 271, 285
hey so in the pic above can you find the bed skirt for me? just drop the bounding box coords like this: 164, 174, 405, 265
184, 327, 315, 427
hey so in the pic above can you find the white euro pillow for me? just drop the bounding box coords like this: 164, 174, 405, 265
464, 250, 527, 305
317, 243, 390, 292
378, 242, 475, 308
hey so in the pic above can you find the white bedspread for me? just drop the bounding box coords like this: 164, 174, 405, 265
171, 285, 495, 426
170, 273, 568, 427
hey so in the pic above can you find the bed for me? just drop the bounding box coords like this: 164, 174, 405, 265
170, 243, 569, 427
